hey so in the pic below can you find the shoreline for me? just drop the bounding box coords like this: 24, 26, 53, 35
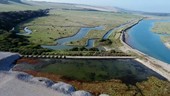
165, 42, 170, 49
120, 30, 170, 81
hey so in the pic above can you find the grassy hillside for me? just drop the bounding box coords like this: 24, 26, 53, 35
0, 0, 80, 12
0, 1, 40, 12
0, 0, 21, 3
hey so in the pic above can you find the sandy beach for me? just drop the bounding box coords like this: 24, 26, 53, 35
120, 32, 170, 81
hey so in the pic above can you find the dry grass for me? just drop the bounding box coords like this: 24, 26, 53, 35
152, 22, 170, 34
152, 22, 170, 44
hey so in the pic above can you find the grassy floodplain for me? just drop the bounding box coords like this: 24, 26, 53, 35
18, 9, 140, 47
152, 22, 170, 48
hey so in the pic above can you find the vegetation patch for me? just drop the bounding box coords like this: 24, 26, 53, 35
0, 9, 52, 53
152, 22, 170, 47
152, 22, 170, 34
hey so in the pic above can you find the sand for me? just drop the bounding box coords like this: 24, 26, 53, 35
165, 42, 170, 49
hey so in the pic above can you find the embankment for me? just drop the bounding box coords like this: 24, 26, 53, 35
120, 28, 170, 81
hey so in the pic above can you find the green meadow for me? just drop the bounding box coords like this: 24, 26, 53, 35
18, 9, 140, 47
152, 22, 170, 45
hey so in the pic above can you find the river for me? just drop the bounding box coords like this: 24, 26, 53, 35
16, 27, 32, 35
126, 19, 170, 64
42, 26, 103, 50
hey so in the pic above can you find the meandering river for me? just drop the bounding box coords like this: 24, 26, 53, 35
42, 26, 103, 50
126, 19, 170, 64
16, 27, 32, 35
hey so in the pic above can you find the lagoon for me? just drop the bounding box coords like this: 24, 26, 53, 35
14, 58, 166, 84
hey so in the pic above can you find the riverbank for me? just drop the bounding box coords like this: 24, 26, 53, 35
120, 30, 170, 81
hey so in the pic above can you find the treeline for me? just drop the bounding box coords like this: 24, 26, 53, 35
43, 50, 130, 56
0, 9, 49, 31
0, 30, 52, 54
0, 9, 52, 54
70, 47, 99, 51
0, 30, 29, 50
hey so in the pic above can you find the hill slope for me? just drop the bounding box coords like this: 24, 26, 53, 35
0, 0, 23, 4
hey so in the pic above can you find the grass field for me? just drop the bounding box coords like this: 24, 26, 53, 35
152, 22, 170, 47
152, 22, 170, 34
18, 9, 140, 47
